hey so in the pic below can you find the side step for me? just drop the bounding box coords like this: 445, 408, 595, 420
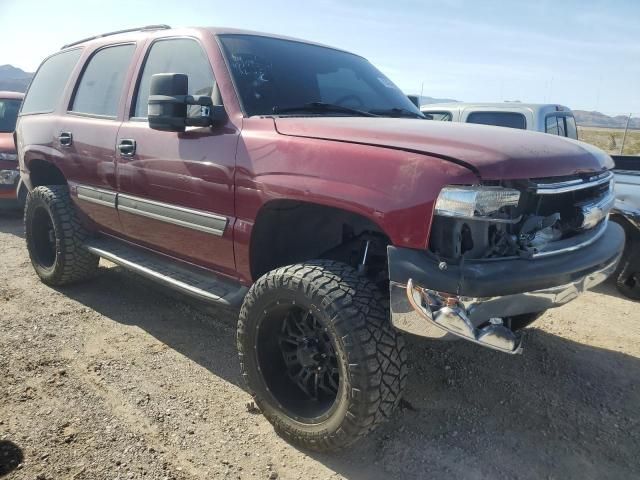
84, 237, 248, 308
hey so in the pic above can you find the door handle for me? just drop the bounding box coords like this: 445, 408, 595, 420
59, 132, 73, 147
117, 139, 136, 157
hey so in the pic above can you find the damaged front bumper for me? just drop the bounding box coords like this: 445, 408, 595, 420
388, 221, 625, 354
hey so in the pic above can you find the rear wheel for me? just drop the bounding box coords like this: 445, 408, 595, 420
237, 260, 407, 451
25, 185, 99, 285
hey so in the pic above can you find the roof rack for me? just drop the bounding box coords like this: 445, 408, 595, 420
61, 24, 171, 49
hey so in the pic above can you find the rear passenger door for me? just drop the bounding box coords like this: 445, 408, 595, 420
115, 37, 238, 276
61, 43, 138, 233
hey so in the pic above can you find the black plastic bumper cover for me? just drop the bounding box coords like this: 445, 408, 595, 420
388, 221, 625, 298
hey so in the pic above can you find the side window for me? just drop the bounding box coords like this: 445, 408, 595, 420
133, 39, 215, 118
546, 116, 560, 135
565, 116, 578, 139
71, 44, 136, 117
546, 115, 566, 137
425, 111, 452, 121
466, 111, 526, 129
21, 49, 82, 115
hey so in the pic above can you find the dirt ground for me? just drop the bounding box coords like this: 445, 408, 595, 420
1, 211, 639, 480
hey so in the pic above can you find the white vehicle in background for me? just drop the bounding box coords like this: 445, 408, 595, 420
419, 102, 578, 139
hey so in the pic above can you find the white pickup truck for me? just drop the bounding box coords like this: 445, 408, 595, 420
418, 101, 639, 299
419, 102, 578, 139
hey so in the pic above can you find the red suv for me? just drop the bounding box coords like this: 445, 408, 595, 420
16, 25, 624, 451
0, 91, 25, 209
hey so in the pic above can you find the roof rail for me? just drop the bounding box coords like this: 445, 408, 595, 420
61, 24, 171, 49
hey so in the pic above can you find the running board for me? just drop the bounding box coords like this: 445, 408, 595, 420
84, 238, 248, 308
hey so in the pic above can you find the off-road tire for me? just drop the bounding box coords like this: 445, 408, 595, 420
611, 217, 640, 300
237, 260, 407, 452
615, 255, 640, 300
25, 185, 99, 285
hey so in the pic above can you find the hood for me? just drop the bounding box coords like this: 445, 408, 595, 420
274, 117, 613, 180
0, 132, 16, 152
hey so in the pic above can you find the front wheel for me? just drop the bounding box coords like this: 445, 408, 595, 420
237, 260, 407, 452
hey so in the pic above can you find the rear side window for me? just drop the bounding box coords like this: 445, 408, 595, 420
565, 116, 578, 139
467, 111, 526, 129
546, 115, 578, 139
425, 111, 452, 121
71, 44, 136, 117
133, 38, 215, 118
21, 49, 82, 115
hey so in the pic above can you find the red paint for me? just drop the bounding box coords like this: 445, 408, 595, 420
16, 28, 613, 286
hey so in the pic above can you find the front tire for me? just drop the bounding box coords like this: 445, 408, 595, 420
25, 185, 99, 286
237, 260, 407, 452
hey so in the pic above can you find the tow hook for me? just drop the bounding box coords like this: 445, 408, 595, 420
406, 279, 523, 354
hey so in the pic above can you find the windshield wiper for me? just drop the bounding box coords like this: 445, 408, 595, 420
368, 107, 426, 119
272, 102, 379, 117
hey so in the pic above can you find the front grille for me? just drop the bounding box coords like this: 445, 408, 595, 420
511, 171, 614, 257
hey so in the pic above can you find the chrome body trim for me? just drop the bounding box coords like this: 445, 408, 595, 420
118, 194, 228, 236
77, 185, 117, 208
534, 171, 613, 195
74, 184, 229, 236
390, 253, 621, 354
577, 191, 615, 229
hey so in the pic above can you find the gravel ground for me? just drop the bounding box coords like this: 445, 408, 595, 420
1, 211, 639, 480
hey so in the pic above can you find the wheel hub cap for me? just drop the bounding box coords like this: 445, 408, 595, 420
278, 309, 339, 401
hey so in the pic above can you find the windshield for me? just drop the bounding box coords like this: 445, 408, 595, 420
0, 99, 22, 133
218, 34, 423, 118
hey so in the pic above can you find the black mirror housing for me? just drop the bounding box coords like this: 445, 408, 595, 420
148, 73, 189, 132
407, 95, 420, 108
148, 73, 226, 132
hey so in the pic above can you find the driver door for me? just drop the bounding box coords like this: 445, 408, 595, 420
116, 37, 238, 276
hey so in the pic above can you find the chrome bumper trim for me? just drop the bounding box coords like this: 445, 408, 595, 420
390, 253, 620, 354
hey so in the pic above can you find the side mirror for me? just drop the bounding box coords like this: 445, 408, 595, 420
407, 95, 420, 108
148, 73, 226, 132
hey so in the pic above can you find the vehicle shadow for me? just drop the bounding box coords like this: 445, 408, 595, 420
591, 277, 635, 301
0, 212, 23, 239
57, 266, 640, 480
0, 440, 24, 477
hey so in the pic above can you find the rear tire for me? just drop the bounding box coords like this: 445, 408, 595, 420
25, 185, 99, 286
237, 260, 407, 452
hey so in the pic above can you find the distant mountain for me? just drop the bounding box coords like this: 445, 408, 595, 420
0, 65, 33, 93
573, 110, 640, 130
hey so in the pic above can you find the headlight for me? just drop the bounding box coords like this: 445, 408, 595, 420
0, 169, 20, 185
0, 152, 17, 161
435, 186, 520, 219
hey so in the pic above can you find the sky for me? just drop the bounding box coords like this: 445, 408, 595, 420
0, 0, 638, 115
